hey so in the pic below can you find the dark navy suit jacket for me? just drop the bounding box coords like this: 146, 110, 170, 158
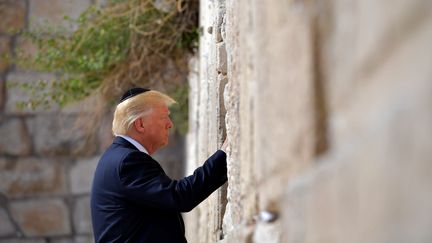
91, 137, 227, 243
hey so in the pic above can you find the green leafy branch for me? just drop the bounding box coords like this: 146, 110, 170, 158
14, 0, 199, 134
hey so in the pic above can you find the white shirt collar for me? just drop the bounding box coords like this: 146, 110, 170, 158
117, 135, 149, 155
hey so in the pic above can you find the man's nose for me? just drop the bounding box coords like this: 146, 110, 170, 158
167, 118, 173, 129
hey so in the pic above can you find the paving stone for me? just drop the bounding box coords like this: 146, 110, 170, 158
0, 158, 67, 198
10, 199, 71, 237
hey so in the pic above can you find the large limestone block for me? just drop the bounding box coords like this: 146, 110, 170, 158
10, 199, 71, 237
51, 235, 93, 243
29, 0, 91, 32
284, 125, 432, 243
69, 157, 98, 194
284, 12, 432, 243
14, 37, 40, 72
0, 158, 67, 198
0, 118, 31, 156
26, 114, 96, 156
252, 0, 316, 212
321, 0, 432, 110
252, 222, 281, 243
0, 77, 4, 110
0, 37, 11, 73
0, 207, 15, 236
328, 4, 432, 151
0, 239, 45, 243
5, 71, 58, 114
60, 94, 100, 115
72, 196, 92, 234
0, 0, 26, 33
219, 225, 254, 243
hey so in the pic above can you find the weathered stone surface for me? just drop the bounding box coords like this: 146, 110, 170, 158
222, 0, 259, 238
322, 0, 432, 112
0, 0, 26, 33
216, 42, 227, 75
0, 239, 46, 243
14, 37, 40, 72
69, 157, 98, 194
190, 0, 432, 243
153, 0, 173, 13
26, 114, 96, 156
0, 37, 11, 72
282, 2, 432, 243
72, 196, 92, 234
97, 113, 115, 153
186, 1, 231, 242
253, 0, 315, 185
0, 77, 4, 110
10, 199, 71, 237
252, 222, 281, 243
29, 0, 91, 32
60, 94, 99, 114
0, 207, 15, 236
213, 0, 225, 43
0, 118, 31, 156
0, 158, 66, 198
51, 235, 93, 243
220, 225, 254, 243
5, 71, 58, 114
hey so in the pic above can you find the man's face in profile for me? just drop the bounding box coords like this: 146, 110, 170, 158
141, 104, 173, 150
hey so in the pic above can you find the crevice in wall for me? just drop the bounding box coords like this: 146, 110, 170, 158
217, 73, 228, 240
311, 5, 329, 157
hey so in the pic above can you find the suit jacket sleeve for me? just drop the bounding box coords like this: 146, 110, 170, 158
118, 150, 227, 212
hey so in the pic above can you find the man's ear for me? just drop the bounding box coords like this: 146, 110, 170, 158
133, 118, 146, 133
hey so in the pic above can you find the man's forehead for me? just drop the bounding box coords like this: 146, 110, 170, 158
152, 104, 170, 113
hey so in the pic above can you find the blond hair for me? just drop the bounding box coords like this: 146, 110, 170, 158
112, 90, 176, 135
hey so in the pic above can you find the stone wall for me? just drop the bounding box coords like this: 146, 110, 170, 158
0, 1, 97, 242
187, 0, 432, 243
0, 1, 184, 242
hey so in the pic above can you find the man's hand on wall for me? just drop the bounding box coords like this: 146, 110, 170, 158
221, 138, 228, 153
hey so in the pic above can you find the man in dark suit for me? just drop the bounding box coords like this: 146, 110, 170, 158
91, 88, 228, 243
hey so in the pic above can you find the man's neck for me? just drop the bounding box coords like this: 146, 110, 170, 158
124, 133, 156, 155
119, 134, 151, 155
